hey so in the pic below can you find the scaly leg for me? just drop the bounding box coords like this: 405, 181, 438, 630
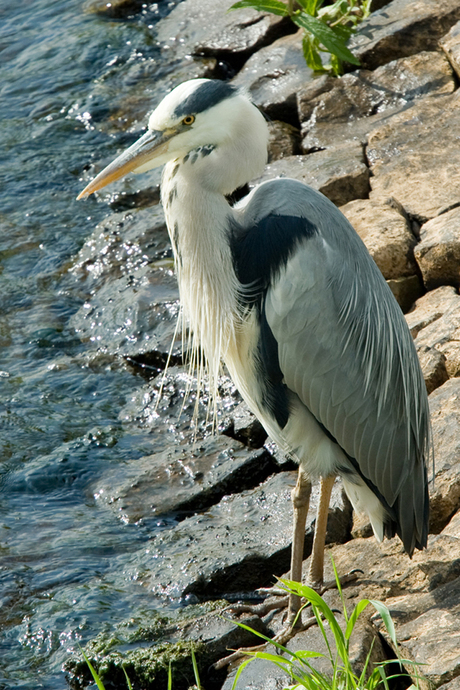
287, 467, 312, 626
308, 474, 335, 588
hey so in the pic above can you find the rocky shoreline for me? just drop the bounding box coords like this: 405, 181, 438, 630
68, 0, 460, 688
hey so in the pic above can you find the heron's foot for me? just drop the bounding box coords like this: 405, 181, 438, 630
213, 613, 317, 670
223, 589, 289, 617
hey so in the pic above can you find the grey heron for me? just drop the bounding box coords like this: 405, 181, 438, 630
78, 78, 431, 625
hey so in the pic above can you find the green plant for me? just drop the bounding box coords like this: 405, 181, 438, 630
79, 646, 133, 690
230, 564, 421, 690
78, 642, 203, 690
229, 0, 372, 75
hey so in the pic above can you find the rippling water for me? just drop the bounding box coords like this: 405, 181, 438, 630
0, 1, 191, 686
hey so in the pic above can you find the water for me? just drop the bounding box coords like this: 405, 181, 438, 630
0, 1, 192, 686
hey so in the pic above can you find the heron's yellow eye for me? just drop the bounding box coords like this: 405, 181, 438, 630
182, 115, 195, 126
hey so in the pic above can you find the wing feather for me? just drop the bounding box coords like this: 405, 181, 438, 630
238, 179, 430, 552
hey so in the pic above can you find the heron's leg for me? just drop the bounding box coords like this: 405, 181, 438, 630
287, 467, 312, 626
307, 474, 335, 588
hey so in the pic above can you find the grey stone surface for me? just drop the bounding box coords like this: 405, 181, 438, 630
156, 0, 289, 62
415, 206, 460, 290
367, 92, 460, 221
299, 51, 455, 152
98, 436, 276, 523
231, 31, 313, 121
348, 0, 460, 70
140, 472, 350, 600
267, 120, 300, 161
253, 143, 369, 207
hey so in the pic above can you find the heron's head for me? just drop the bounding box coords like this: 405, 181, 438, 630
77, 79, 268, 199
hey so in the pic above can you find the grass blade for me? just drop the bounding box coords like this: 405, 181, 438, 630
79, 648, 106, 690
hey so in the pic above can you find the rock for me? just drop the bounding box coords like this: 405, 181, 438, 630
97, 436, 277, 523
254, 143, 369, 207
70, 205, 169, 292
83, 0, 148, 18
231, 31, 313, 122
69, 205, 182, 359
386, 275, 423, 313
299, 51, 455, 152
223, 401, 267, 448
367, 92, 460, 221
377, 573, 460, 689
120, 367, 242, 440
428, 378, 460, 532
142, 473, 350, 600
267, 121, 300, 161
340, 198, 417, 279
156, 0, 290, 67
405, 286, 460, 338
70, 267, 180, 359
414, 301, 460, 378
440, 19, 460, 78
348, 0, 460, 70
417, 346, 449, 394
68, 611, 269, 690
414, 206, 460, 290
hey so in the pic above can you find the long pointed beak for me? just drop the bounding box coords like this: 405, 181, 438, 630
77, 128, 176, 200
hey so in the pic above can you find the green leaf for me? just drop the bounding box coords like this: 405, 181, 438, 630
229, 0, 288, 15
122, 666, 133, 690
302, 34, 325, 71
370, 600, 397, 647
345, 599, 370, 640
191, 645, 202, 690
79, 648, 106, 690
296, 0, 319, 14
292, 12, 360, 65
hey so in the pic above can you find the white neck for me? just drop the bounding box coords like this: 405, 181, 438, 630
159, 95, 268, 403
162, 162, 240, 399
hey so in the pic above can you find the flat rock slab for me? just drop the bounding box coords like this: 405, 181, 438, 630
70, 204, 169, 292
254, 143, 369, 207
367, 92, 460, 221
322, 526, 460, 611
340, 198, 417, 279
348, 0, 460, 70
415, 206, 460, 290
156, 0, 289, 63
70, 269, 179, 358
70, 206, 181, 358
299, 51, 455, 152
232, 31, 313, 122
97, 436, 277, 523
141, 473, 350, 600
